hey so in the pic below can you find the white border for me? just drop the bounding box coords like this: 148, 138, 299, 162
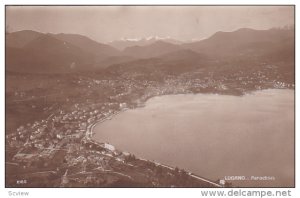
0, 0, 298, 198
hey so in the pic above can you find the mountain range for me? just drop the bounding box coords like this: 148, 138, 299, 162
107, 36, 183, 50
6, 28, 294, 74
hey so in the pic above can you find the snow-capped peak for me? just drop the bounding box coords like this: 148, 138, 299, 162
120, 37, 141, 42
146, 36, 171, 41
118, 36, 173, 42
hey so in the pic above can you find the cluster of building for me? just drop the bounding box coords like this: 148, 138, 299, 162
6, 94, 133, 178
5, 61, 294, 187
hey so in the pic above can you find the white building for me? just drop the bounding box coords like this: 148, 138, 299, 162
103, 143, 115, 151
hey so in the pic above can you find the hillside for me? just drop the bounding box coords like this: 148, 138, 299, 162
107, 49, 209, 77
6, 30, 43, 48
6, 31, 122, 72
122, 41, 182, 59
6, 34, 94, 73
53, 33, 120, 59
6, 28, 294, 75
183, 28, 294, 59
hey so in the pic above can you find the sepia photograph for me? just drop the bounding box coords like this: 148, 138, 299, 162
5, 5, 295, 189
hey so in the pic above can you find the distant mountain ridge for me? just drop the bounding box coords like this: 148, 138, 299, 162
6, 30, 43, 48
52, 33, 120, 58
6, 28, 294, 73
6, 30, 121, 72
6, 33, 94, 73
182, 28, 294, 58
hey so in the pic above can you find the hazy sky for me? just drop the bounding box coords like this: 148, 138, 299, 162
6, 6, 294, 43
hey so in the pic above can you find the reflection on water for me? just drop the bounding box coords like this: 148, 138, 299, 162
93, 89, 294, 187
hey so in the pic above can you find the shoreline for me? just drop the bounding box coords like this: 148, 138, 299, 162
83, 100, 224, 187
83, 88, 294, 187
86, 115, 223, 187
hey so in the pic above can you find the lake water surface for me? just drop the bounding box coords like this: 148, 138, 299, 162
93, 89, 294, 187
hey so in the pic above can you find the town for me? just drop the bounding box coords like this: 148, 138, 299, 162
5, 57, 293, 187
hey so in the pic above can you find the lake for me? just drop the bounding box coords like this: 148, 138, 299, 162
93, 89, 294, 187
